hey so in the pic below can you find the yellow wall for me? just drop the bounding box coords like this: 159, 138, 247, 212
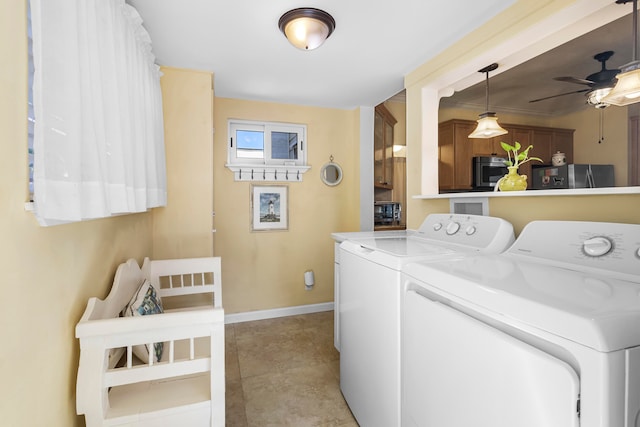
1, 2, 153, 425
409, 193, 640, 235
213, 98, 360, 314
549, 106, 628, 185
153, 67, 215, 259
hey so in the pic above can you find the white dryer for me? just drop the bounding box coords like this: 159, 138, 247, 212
338, 213, 515, 427
402, 220, 640, 427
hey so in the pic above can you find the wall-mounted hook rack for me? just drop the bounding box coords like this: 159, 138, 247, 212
225, 164, 311, 182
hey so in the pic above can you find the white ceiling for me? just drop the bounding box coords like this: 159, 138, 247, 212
441, 11, 635, 117
127, 0, 516, 110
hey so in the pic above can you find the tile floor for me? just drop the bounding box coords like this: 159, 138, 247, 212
225, 310, 358, 427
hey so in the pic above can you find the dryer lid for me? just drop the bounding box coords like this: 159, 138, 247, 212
331, 229, 413, 243
346, 236, 458, 257
404, 255, 640, 353
339, 238, 462, 271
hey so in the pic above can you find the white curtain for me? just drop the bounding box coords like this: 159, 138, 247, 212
30, 0, 166, 225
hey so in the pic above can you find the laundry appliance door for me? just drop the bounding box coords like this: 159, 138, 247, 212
403, 290, 580, 427
339, 246, 402, 427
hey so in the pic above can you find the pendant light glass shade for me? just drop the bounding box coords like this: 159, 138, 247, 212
602, 62, 640, 106
468, 112, 508, 138
279, 8, 336, 51
468, 63, 508, 139
602, 0, 640, 106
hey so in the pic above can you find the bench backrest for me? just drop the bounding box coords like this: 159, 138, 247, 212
142, 257, 222, 308
80, 258, 145, 322
79, 257, 223, 324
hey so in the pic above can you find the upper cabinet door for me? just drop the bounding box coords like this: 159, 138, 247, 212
374, 104, 397, 189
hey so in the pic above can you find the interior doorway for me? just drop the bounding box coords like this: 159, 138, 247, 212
374, 92, 406, 230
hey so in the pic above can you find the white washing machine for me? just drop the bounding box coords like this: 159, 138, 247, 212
332, 229, 412, 351
402, 220, 640, 427
338, 213, 515, 427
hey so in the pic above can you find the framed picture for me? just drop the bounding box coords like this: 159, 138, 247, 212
251, 184, 288, 231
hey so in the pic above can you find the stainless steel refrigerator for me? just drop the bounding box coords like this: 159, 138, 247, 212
531, 164, 615, 189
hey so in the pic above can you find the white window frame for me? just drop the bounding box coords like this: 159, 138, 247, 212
225, 120, 310, 182
228, 120, 307, 166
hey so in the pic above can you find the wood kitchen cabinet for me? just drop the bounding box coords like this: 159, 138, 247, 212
374, 104, 397, 189
520, 128, 575, 188
438, 120, 474, 191
438, 119, 574, 191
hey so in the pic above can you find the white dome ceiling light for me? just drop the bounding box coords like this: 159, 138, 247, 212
278, 8, 336, 51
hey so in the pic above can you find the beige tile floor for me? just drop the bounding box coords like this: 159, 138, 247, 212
225, 311, 359, 427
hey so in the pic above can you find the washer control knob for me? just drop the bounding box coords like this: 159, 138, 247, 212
446, 221, 460, 235
433, 223, 443, 231
583, 237, 613, 257
465, 225, 477, 236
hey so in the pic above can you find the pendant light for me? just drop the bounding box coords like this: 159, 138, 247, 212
603, 0, 640, 106
468, 63, 508, 139
278, 8, 336, 51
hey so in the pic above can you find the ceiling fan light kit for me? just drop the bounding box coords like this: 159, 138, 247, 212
587, 87, 613, 108
531, 50, 619, 108
469, 63, 508, 139
278, 8, 336, 51
602, 62, 640, 105
603, 0, 640, 106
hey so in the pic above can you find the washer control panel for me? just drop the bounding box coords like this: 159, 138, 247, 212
508, 220, 640, 280
417, 214, 515, 252
583, 236, 613, 257
445, 221, 460, 235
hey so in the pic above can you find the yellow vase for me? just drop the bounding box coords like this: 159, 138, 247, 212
498, 166, 527, 191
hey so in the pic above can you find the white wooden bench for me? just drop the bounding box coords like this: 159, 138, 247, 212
75, 257, 224, 426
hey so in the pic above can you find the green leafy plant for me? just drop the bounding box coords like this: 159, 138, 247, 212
500, 141, 542, 168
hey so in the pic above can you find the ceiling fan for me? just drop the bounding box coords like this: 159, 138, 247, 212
529, 51, 620, 105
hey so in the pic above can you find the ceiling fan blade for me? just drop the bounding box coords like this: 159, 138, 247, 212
553, 76, 594, 86
529, 88, 590, 103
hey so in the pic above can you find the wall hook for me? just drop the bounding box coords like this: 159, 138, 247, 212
251, 169, 254, 180
286, 170, 289, 180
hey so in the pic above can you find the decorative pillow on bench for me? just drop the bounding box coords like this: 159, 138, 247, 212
122, 279, 164, 363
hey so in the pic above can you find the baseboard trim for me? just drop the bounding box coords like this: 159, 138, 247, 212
224, 302, 334, 324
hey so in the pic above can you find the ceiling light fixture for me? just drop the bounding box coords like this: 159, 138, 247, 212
278, 8, 336, 51
603, 0, 640, 106
468, 63, 508, 139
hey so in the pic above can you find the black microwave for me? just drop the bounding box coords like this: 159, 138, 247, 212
473, 156, 508, 190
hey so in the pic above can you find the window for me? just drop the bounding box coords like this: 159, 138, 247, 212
228, 120, 306, 166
